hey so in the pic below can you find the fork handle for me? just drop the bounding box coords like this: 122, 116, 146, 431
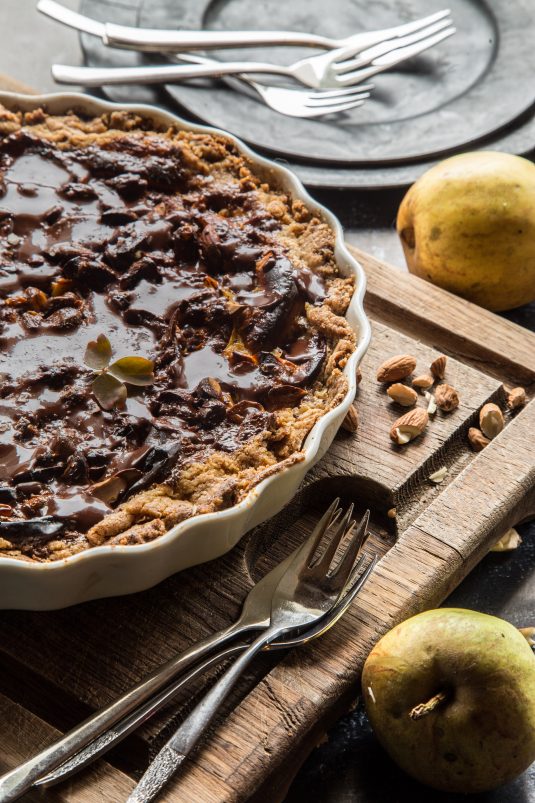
0, 621, 254, 803
51, 61, 291, 87
105, 22, 333, 52
127, 625, 283, 803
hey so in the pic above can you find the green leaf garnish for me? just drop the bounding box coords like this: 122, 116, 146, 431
85, 335, 155, 410
84, 334, 112, 371
92, 372, 128, 411
107, 356, 155, 387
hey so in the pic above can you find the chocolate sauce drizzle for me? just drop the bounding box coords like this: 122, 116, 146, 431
0, 131, 328, 552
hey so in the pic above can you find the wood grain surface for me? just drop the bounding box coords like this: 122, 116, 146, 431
0, 247, 533, 802
0, 72, 534, 801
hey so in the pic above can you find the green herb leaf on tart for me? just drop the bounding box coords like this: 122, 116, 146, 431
84, 333, 112, 371
107, 356, 155, 386
92, 371, 128, 411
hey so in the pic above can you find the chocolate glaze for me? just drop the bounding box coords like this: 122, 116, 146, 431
0, 131, 328, 553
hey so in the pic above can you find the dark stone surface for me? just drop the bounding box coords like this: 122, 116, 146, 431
2, 4, 535, 799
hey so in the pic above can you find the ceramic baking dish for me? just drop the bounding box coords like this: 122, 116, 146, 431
0, 91, 370, 610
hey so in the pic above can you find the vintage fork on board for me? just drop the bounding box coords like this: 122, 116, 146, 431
38, 0, 451, 55
127, 504, 372, 803
36, 523, 377, 789
0, 502, 377, 801
52, 21, 455, 90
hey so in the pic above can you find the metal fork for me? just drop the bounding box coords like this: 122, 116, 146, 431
171, 54, 372, 117
0, 501, 375, 802
127, 503, 370, 802
36, 543, 377, 789
39, 0, 451, 54
52, 22, 455, 90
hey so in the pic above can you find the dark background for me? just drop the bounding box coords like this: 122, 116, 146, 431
1, 3, 534, 800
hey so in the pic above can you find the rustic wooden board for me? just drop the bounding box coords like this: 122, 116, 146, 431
1, 79, 535, 803
0, 246, 534, 803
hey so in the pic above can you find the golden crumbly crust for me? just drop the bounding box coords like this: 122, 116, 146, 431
0, 105, 357, 561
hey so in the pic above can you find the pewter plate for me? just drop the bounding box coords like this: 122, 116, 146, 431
81, 0, 535, 169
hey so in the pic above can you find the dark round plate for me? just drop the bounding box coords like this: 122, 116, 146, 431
81, 0, 535, 188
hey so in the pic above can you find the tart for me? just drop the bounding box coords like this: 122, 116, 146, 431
0, 105, 356, 562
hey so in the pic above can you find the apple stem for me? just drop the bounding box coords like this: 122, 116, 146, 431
409, 690, 448, 721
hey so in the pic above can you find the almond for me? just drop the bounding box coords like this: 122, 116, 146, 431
479, 403, 504, 439
412, 373, 434, 390
376, 354, 416, 383
507, 386, 527, 410
490, 527, 522, 552
386, 383, 418, 407
435, 383, 460, 412
341, 404, 359, 433
390, 408, 428, 445
428, 466, 448, 483
467, 427, 490, 451
356, 367, 362, 384
425, 391, 437, 416
430, 354, 447, 379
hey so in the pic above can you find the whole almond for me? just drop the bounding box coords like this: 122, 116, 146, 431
356, 367, 363, 384
386, 383, 418, 407
507, 386, 527, 410
412, 373, 434, 390
435, 383, 460, 412
430, 355, 447, 379
467, 427, 490, 451
390, 408, 428, 445
376, 354, 416, 383
341, 404, 359, 433
479, 403, 504, 439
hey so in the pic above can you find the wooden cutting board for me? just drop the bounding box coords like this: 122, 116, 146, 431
1, 80, 535, 803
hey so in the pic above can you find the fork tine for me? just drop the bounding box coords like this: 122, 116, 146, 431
334, 27, 455, 87
312, 503, 354, 569
305, 92, 370, 108
297, 498, 341, 566
306, 84, 374, 99
306, 99, 367, 116
333, 17, 452, 74
337, 9, 452, 62
329, 509, 370, 588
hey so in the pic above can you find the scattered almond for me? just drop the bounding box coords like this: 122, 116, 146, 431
376, 354, 416, 383
341, 404, 359, 433
490, 527, 522, 552
430, 354, 447, 379
412, 373, 434, 390
387, 507, 397, 519
386, 383, 418, 407
435, 383, 460, 412
479, 403, 504, 439
507, 386, 527, 410
425, 391, 437, 416
467, 427, 490, 451
428, 466, 448, 483
519, 627, 535, 647
356, 367, 362, 384
390, 408, 428, 445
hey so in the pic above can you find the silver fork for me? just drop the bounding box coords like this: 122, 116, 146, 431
52, 22, 455, 90
127, 503, 371, 803
39, 0, 451, 54
171, 54, 372, 117
0, 501, 375, 802
36, 540, 377, 789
